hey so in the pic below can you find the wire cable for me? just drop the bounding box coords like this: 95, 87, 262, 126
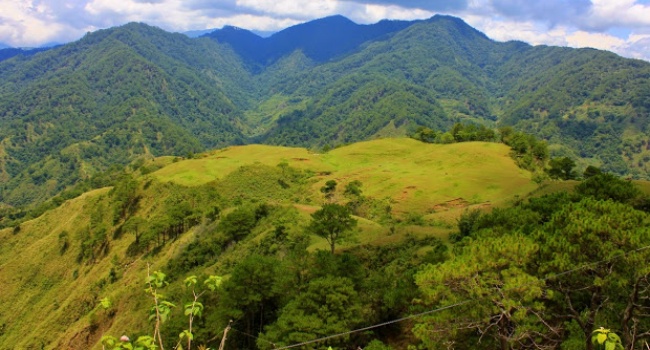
269, 243, 650, 349
272, 301, 471, 350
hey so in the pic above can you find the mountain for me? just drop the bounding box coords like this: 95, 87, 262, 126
1, 15, 650, 207
0, 23, 254, 205
203, 15, 416, 66
0, 46, 54, 62
203, 25, 267, 66
188, 27, 275, 39
245, 16, 650, 175
183, 28, 217, 38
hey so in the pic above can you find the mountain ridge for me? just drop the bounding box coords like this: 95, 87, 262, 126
203, 15, 417, 66
0, 15, 649, 207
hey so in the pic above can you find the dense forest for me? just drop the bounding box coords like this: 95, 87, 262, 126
0, 15, 649, 207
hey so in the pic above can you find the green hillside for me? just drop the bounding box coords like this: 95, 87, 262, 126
251, 17, 650, 177
1, 16, 650, 207
1, 139, 650, 350
1, 13, 649, 350
0, 23, 252, 206
0, 139, 535, 349
155, 139, 533, 216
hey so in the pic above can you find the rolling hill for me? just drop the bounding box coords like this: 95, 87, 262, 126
1, 15, 650, 208
0, 139, 537, 349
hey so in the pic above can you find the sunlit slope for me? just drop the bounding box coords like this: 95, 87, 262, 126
154, 138, 535, 216
0, 189, 147, 349
0, 138, 536, 349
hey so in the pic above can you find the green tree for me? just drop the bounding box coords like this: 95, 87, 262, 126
123, 216, 146, 243
412, 126, 439, 143
575, 173, 640, 203
548, 156, 577, 180
216, 254, 282, 349
258, 276, 365, 349
320, 180, 338, 202
414, 234, 554, 350
307, 204, 357, 254
344, 180, 363, 197
217, 206, 258, 241
437, 131, 455, 144
454, 208, 482, 241
110, 173, 141, 223
583, 165, 602, 179
534, 198, 650, 350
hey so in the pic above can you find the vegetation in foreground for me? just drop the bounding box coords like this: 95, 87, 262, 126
0, 139, 648, 350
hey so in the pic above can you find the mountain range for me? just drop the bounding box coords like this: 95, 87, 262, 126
0, 15, 649, 206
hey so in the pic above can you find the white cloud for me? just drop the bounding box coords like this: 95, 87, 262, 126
339, 0, 468, 12
566, 31, 626, 51
0, 0, 648, 61
587, 0, 650, 30
463, 15, 569, 46
235, 0, 341, 19
194, 14, 300, 32
616, 34, 650, 60
0, 0, 75, 46
357, 3, 434, 23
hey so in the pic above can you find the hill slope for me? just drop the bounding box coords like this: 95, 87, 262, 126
0, 139, 535, 349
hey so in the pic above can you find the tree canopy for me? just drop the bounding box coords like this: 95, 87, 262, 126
307, 203, 357, 254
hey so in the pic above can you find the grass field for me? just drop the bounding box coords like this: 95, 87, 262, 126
154, 138, 536, 220
0, 138, 543, 349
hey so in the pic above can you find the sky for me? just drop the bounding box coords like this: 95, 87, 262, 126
1, 0, 650, 61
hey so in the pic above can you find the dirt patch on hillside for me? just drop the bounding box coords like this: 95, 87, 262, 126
293, 204, 320, 214
292, 157, 310, 161
395, 186, 417, 202
61, 314, 114, 350
430, 198, 492, 212
431, 198, 470, 211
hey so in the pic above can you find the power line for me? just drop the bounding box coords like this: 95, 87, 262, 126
542, 244, 650, 281
271, 301, 471, 350
268, 243, 650, 349
230, 327, 277, 348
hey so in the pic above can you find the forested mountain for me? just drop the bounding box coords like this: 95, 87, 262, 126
246, 15, 650, 177
0, 23, 253, 205
204, 15, 415, 66
1, 15, 650, 206
0, 46, 54, 62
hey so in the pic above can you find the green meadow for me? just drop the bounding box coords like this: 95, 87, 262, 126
0, 138, 542, 349
154, 138, 535, 220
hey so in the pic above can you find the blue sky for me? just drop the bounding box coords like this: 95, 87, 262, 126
1, 0, 649, 61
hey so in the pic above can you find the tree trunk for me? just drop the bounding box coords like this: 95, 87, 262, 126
622, 277, 641, 349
